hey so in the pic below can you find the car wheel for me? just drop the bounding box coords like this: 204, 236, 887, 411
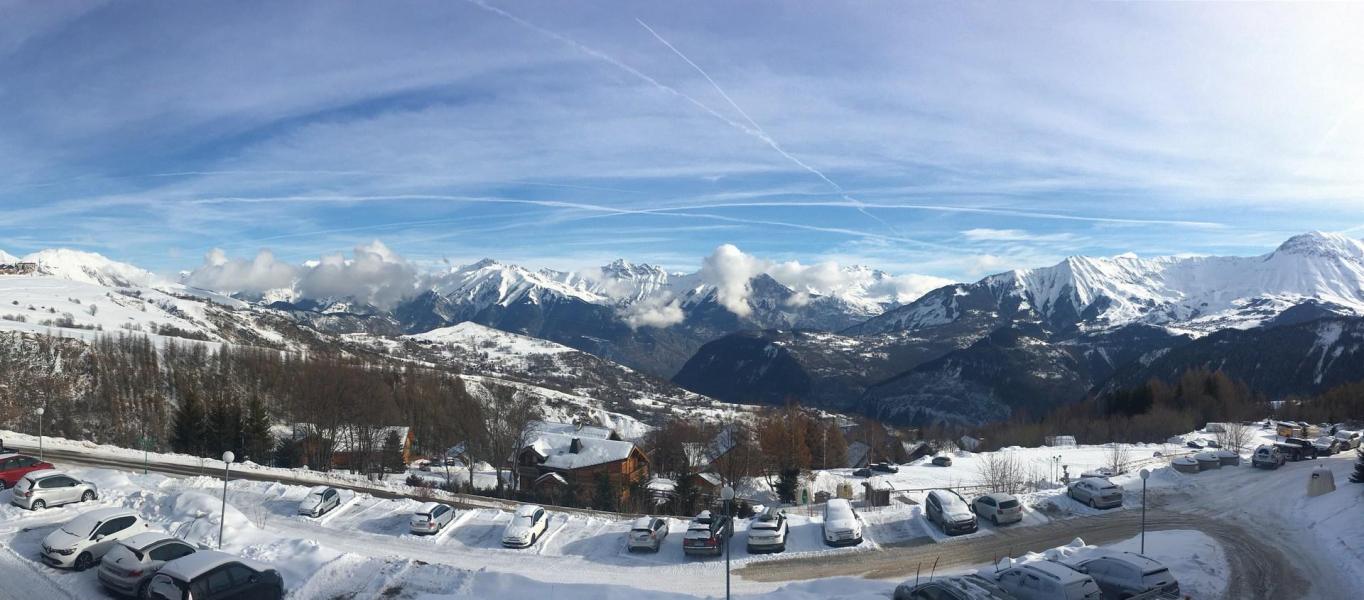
31, 499, 45, 510
81, 491, 95, 503
1088, 497, 1097, 508
137, 580, 152, 600
991, 515, 999, 525
0, 480, 6, 491
74, 552, 94, 571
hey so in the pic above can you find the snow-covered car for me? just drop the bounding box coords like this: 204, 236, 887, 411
41, 507, 151, 570
995, 561, 1102, 600
931, 456, 953, 467
682, 510, 731, 556
626, 516, 670, 552
894, 574, 1016, 600
1279, 438, 1319, 460
822, 498, 863, 546
146, 550, 284, 600
926, 489, 978, 535
0, 453, 53, 491
871, 462, 900, 474
297, 486, 341, 517
1252, 444, 1286, 469
1312, 436, 1342, 456
746, 507, 787, 553
11, 469, 98, 510
973, 492, 1023, 526
1333, 430, 1361, 449
97, 532, 199, 598
409, 502, 455, 535
1065, 552, 1180, 599
501, 504, 549, 548
1067, 477, 1122, 509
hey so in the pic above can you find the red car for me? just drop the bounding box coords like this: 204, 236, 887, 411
0, 453, 54, 491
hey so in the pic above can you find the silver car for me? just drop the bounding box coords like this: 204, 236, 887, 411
297, 486, 341, 517
10, 469, 98, 510
1067, 477, 1123, 509
973, 492, 1024, 526
626, 516, 670, 553
98, 532, 198, 598
409, 502, 455, 535
1066, 552, 1180, 599
745, 508, 787, 553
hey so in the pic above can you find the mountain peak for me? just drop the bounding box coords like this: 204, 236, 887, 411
1273, 231, 1364, 262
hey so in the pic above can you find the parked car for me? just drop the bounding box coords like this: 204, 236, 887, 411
926, 489, 978, 535
1185, 439, 1206, 450
852, 468, 873, 477
1312, 436, 1342, 456
10, 469, 98, 510
0, 453, 53, 491
1067, 477, 1123, 509
1065, 552, 1181, 599
682, 510, 731, 556
973, 492, 1024, 526
1280, 437, 1319, 460
98, 532, 199, 598
626, 516, 670, 553
146, 550, 284, 600
297, 486, 341, 517
822, 498, 864, 546
894, 574, 1017, 600
931, 456, 953, 467
501, 504, 550, 548
409, 501, 455, 535
746, 507, 788, 553
1203, 439, 1221, 448
1252, 444, 1287, 469
41, 507, 151, 570
995, 561, 1102, 600
871, 462, 900, 474
1333, 430, 1361, 449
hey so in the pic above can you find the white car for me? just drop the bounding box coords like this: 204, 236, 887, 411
972, 492, 1024, 526
626, 516, 670, 552
41, 508, 152, 570
746, 507, 788, 553
297, 486, 341, 517
1334, 430, 1361, 449
1065, 552, 1180, 599
501, 504, 549, 548
822, 498, 863, 546
1067, 477, 1123, 509
995, 561, 1102, 600
10, 470, 99, 510
409, 502, 456, 535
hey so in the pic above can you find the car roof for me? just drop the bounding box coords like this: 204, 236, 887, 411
631, 516, 655, 528
121, 532, 180, 550
827, 498, 851, 509
24, 469, 63, 480
306, 485, 330, 494
982, 492, 1015, 501
1076, 477, 1113, 486
159, 550, 270, 581
514, 504, 543, 517
415, 501, 442, 513
1019, 560, 1089, 583
68, 507, 136, 527
0, 452, 17, 460
928, 489, 966, 503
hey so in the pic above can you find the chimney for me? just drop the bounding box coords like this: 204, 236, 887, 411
570, 438, 582, 454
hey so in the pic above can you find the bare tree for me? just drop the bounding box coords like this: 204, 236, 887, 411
479, 382, 541, 497
1105, 443, 1132, 476
1214, 422, 1254, 452
976, 451, 1027, 495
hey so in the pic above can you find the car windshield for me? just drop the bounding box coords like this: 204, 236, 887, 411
1143, 567, 1172, 582
61, 521, 96, 537
514, 515, 534, 524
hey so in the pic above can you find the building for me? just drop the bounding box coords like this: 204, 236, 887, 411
516, 421, 649, 506
0, 262, 37, 275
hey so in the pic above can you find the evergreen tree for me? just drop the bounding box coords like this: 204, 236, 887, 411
381, 430, 404, 475
673, 473, 697, 516
775, 467, 800, 504
241, 396, 274, 464
170, 392, 207, 456
1351, 448, 1364, 484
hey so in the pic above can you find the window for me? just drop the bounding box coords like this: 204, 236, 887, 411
96, 516, 135, 537
204, 568, 235, 594
980, 497, 995, 507
149, 543, 195, 562
0, 458, 13, 470
534, 509, 544, 522
38, 477, 62, 489
54, 477, 78, 487
226, 565, 258, 586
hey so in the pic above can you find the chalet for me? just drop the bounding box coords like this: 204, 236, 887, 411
683, 426, 740, 473
516, 422, 648, 506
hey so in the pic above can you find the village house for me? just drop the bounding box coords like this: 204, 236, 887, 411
516, 420, 648, 506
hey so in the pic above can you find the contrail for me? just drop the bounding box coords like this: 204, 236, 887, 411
635, 18, 900, 234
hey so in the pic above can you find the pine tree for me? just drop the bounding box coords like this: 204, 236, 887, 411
241, 396, 274, 464
381, 430, 404, 475
673, 473, 697, 516
170, 392, 207, 456
1351, 448, 1364, 484
776, 467, 800, 504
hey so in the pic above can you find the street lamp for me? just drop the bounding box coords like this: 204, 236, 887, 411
35, 407, 45, 461
720, 484, 735, 600
1139, 468, 1151, 554
220, 451, 234, 549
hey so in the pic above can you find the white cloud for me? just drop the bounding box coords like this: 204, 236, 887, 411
622, 294, 685, 328
186, 248, 297, 295
960, 228, 1078, 242
698, 244, 770, 317
297, 240, 419, 308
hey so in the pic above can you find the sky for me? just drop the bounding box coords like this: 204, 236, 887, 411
2, 0, 1364, 286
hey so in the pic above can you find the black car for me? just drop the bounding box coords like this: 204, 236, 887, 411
871, 462, 900, 474
146, 551, 283, 600
1185, 440, 1206, 450
931, 456, 953, 467
852, 468, 873, 477
1278, 438, 1318, 461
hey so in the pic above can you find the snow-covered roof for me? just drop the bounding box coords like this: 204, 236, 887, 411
522, 432, 638, 471
534, 472, 567, 487
529, 420, 617, 441
693, 472, 722, 487
514, 504, 542, 517
1016, 560, 1090, 584
631, 516, 655, 529
66, 507, 136, 530
415, 501, 442, 514
306, 485, 330, 495
159, 550, 272, 581
120, 532, 177, 551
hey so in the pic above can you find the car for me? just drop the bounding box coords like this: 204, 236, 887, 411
1252, 444, 1287, 469
409, 502, 455, 535
297, 486, 341, 517
973, 492, 1024, 526
851, 468, 873, 477
871, 462, 900, 474
745, 507, 787, 553
894, 574, 1017, 600
822, 498, 863, 546
995, 561, 1102, 600
926, 489, 978, 535
1312, 436, 1342, 456
1067, 477, 1123, 509
1280, 437, 1319, 460
98, 532, 199, 598
11, 469, 99, 510
41, 508, 151, 570
501, 504, 549, 548
1333, 430, 1361, 449
1185, 439, 1206, 450
1065, 552, 1181, 599
146, 550, 283, 600
1203, 439, 1221, 448
682, 510, 731, 556
626, 516, 670, 553
0, 453, 54, 491
931, 456, 953, 467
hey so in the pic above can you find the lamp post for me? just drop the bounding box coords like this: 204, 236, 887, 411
720, 484, 735, 600
220, 451, 234, 549
36, 407, 45, 461
1139, 468, 1151, 554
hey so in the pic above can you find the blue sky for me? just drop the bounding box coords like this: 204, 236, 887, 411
2, 0, 1363, 283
